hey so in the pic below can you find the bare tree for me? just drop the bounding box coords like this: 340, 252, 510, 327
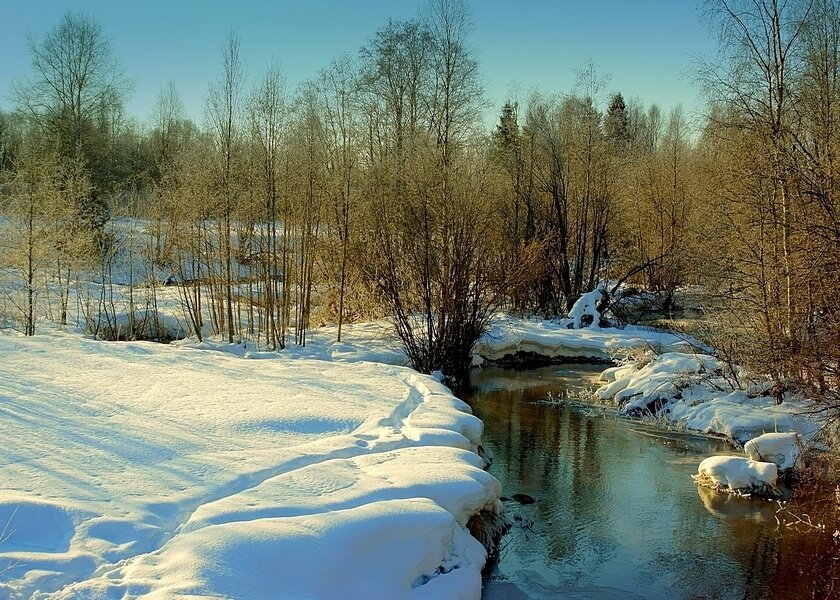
699, 0, 813, 389
206, 31, 246, 342
14, 12, 129, 230
249, 62, 286, 349
363, 0, 506, 386
316, 55, 361, 342
2, 140, 59, 335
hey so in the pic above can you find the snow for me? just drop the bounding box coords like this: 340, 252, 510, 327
212, 313, 698, 370
595, 352, 819, 443
0, 331, 500, 599
596, 352, 722, 410
265, 319, 817, 451
593, 348, 813, 498
473, 314, 699, 363
0, 269, 823, 598
744, 432, 801, 471
567, 286, 606, 329
693, 456, 778, 495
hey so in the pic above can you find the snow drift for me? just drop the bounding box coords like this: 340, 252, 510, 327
0, 332, 501, 599
693, 456, 779, 497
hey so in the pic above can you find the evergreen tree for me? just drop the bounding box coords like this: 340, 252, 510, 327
604, 92, 630, 151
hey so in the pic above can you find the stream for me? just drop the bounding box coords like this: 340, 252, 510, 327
463, 365, 838, 600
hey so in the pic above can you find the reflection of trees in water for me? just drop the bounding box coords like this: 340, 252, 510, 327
693, 482, 839, 599
465, 366, 837, 599
464, 374, 615, 581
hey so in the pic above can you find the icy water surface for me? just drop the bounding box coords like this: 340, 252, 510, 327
463, 365, 839, 600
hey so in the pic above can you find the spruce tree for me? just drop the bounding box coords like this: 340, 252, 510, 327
604, 92, 630, 152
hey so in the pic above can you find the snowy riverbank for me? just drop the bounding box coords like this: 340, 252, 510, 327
178, 313, 818, 448
595, 351, 820, 444
1, 311, 823, 597
223, 313, 702, 367
0, 331, 500, 599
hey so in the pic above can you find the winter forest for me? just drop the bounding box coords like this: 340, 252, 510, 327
1, 0, 840, 598
2, 0, 840, 396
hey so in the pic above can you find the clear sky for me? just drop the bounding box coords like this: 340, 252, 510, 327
0, 0, 717, 129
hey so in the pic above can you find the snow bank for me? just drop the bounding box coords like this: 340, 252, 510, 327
596, 352, 722, 411
744, 432, 800, 471
693, 456, 779, 496
171, 311, 700, 372
599, 354, 811, 498
596, 352, 819, 443
473, 314, 698, 363
280, 315, 693, 368
0, 331, 500, 599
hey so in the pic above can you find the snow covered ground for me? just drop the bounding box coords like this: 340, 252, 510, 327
277, 313, 702, 368
0, 331, 500, 599
0, 278, 824, 598
595, 352, 820, 444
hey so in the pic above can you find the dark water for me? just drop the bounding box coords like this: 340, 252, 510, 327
463, 366, 839, 600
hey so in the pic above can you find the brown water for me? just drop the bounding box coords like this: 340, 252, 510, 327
464, 365, 839, 600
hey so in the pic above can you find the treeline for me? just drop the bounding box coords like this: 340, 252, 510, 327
0, 0, 838, 398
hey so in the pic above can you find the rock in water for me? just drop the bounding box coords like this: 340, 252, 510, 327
512, 493, 536, 505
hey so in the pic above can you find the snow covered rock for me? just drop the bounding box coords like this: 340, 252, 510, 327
693, 456, 779, 497
744, 432, 800, 472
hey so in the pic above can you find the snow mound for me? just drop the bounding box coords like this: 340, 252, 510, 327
597, 352, 722, 412
744, 432, 800, 471
567, 286, 608, 329
70, 498, 486, 600
693, 456, 779, 496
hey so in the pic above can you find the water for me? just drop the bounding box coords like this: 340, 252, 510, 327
463, 365, 839, 600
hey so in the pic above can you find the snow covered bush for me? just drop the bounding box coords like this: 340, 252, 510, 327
567, 286, 610, 329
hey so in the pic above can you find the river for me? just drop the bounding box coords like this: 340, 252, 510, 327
463, 365, 839, 600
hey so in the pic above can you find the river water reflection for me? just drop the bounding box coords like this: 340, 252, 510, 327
463, 365, 838, 600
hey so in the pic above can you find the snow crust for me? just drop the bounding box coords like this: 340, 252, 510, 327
0, 332, 500, 599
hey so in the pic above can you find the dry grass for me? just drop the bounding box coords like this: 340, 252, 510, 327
467, 507, 510, 557
692, 472, 781, 499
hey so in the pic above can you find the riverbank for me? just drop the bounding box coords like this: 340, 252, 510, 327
0, 330, 501, 599
291, 316, 820, 449
1, 313, 828, 598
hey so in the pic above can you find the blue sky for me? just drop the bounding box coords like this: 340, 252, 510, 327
0, 0, 717, 128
